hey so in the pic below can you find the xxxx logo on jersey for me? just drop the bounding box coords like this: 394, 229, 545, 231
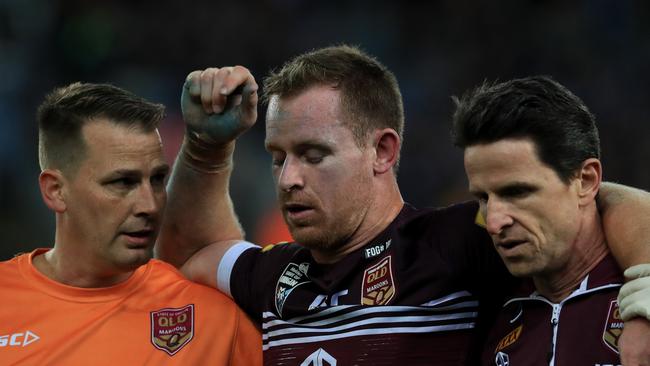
150, 304, 194, 356
602, 299, 622, 354
361, 255, 395, 305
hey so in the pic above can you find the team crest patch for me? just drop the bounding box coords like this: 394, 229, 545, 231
602, 299, 623, 354
495, 325, 522, 353
150, 304, 194, 356
276, 262, 311, 316
361, 255, 395, 305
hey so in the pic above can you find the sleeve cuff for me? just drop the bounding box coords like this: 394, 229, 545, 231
216, 241, 259, 298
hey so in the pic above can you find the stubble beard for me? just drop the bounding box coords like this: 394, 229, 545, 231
288, 219, 352, 257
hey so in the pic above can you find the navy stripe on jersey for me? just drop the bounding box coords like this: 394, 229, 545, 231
262, 290, 478, 350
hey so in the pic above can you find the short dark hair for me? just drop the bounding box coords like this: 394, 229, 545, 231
37, 82, 165, 175
263, 45, 405, 151
452, 76, 600, 183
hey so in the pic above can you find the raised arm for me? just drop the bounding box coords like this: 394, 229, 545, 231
156, 66, 258, 284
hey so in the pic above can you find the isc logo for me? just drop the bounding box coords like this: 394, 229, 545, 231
0, 331, 40, 347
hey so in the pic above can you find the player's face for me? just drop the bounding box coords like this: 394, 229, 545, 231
265, 85, 375, 253
464, 138, 582, 278
62, 119, 169, 272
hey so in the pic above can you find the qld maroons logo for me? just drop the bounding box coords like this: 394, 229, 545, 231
602, 299, 623, 354
361, 255, 395, 305
151, 304, 194, 356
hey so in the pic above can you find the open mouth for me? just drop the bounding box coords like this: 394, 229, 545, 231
122, 230, 154, 246
285, 203, 311, 214
498, 240, 526, 252
283, 203, 315, 222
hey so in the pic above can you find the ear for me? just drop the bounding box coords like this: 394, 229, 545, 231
372, 128, 401, 175
576, 158, 602, 206
39, 169, 67, 213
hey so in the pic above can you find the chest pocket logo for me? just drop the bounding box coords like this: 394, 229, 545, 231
361, 255, 396, 305
602, 299, 623, 354
150, 304, 194, 356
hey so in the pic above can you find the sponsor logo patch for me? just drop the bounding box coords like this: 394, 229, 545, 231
361, 255, 395, 305
151, 304, 194, 356
602, 299, 623, 354
301, 348, 337, 366
363, 239, 392, 259
495, 324, 522, 353
495, 351, 510, 366
275, 262, 311, 316
0, 331, 40, 347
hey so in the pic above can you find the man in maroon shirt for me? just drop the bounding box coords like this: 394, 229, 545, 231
157, 49, 650, 365
453, 76, 640, 365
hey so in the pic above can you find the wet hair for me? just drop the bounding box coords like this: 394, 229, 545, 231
37, 82, 165, 175
452, 76, 600, 182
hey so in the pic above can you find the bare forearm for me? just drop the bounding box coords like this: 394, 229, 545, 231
156, 137, 243, 268
156, 66, 258, 269
599, 182, 650, 268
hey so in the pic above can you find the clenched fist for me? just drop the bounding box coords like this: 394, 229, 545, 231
181, 66, 258, 145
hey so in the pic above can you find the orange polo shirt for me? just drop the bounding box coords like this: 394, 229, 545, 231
0, 249, 261, 365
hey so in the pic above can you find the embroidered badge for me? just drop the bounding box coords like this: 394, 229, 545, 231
602, 299, 623, 354
150, 304, 194, 356
275, 262, 311, 316
361, 255, 396, 305
495, 324, 522, 353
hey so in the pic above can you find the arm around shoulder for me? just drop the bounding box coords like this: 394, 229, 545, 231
599, 182, 650, 268
600, 183, 650, 365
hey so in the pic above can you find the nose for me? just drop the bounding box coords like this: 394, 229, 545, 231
484, 198, 514, 236
277, 156, 304, 193
134, 182, 163, 217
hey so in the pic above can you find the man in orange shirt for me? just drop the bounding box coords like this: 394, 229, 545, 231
0, 79, 261, 364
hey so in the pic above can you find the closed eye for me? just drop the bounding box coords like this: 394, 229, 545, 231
303, 151, 324, 164
300, 147, 329, 165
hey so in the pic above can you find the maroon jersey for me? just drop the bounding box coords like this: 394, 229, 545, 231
481, 255, 623, 366
218, 202, 514, 365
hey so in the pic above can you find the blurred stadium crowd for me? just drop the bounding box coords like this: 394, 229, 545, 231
1, 0, 649, 260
